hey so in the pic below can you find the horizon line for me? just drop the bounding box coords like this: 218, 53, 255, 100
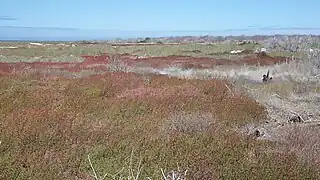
1, 25, 320, 32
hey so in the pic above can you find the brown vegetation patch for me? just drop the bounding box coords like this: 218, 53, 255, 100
2, 68, 317, 179
275, 125, 320, 167
81, 53, 289, 69
0, 52, 289, 75
110, 43, 181, 46
115, 84, 203, 104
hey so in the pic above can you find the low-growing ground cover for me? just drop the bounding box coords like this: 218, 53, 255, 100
1, 39, 320, 179
0, 69, 318, 180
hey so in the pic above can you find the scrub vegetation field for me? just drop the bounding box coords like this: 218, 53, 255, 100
0, 35, 320, 180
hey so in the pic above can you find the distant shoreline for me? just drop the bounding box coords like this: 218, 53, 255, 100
1, 34, 320, 43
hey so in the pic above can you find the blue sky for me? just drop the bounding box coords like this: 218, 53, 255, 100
0, 0, 319, 40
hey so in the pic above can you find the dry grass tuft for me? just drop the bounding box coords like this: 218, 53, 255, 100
160, 112, 218, 136
276, 125, 320, 166
107, 54, 131, 72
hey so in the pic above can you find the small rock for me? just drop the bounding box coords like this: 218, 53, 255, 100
249, 129, 264, 138
260, 48, 267, 52
30, 42, 44, 46
230, 50, 243, 54
259, 51, 268, 57
254, 130, 261, 137
289, 114, 303, 123
237, 41, 246, 45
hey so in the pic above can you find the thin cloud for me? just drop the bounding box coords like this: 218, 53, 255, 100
260, 27, 320, 30
0, 26, 79, 31
245, 25, 320, 31
0, 16, 18, 21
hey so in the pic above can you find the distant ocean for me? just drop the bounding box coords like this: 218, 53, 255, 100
1, 27, 320, 41
0, 37, 115, 42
